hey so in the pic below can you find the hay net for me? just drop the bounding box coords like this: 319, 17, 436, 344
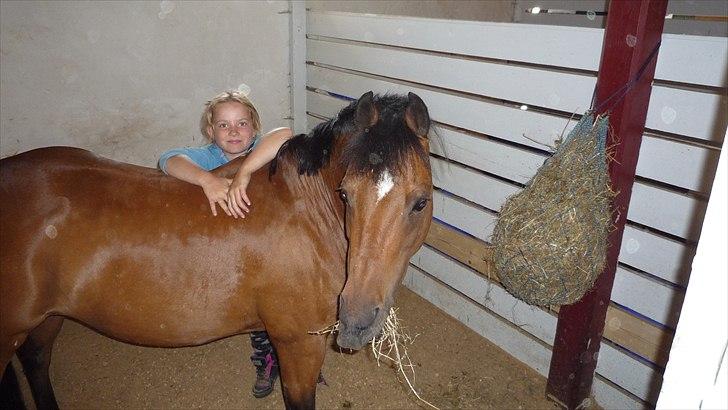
492, 113, 614, 307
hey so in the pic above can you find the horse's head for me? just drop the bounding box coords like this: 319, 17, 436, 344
335, 92, 433, 350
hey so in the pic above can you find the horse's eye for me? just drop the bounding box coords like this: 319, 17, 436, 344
412, 198, 429, 213
339, 190, 348, 203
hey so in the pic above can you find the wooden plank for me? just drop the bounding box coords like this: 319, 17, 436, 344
430, 156, 519, 212
307, 64, 571, 150
603, 304, 673, 367
403, 265, 553, 376
431, 195, 686, 329
308, 89, 697, 285
628, 182, 708, 241
404, 265, 646, 409
645, 86, 727, 144
637, 135, 721, 194
657, 33, 728, 88
425, 219, 493, 277
308, 11, 727, 87
308, 11, 603, 71
411, 245, 557, 345
620, 225, 693, 287
309, 38, 726, 143
309, 66, 718, 192
597, 342, 662, 404
307, 37, 595, 113
613, 266, 684, 329
430, 126, 548, 184
410, 242, 661, 403
313, 88, 709, 241
425, 220, 673, 367
432, 190, 498, 243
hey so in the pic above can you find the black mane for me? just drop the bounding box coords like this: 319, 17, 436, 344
270, 94, 429, 179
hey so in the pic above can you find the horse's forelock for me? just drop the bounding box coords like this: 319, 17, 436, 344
271, 93, 428, 179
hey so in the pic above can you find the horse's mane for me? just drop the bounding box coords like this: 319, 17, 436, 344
270, 94, 429, 179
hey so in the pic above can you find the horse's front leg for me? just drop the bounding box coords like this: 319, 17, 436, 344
272, 334, 326, 410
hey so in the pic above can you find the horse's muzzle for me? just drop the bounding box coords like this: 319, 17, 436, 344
336, 303, 384, 350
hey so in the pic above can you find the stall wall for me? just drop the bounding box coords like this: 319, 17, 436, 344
0, 1, 291, 167
303, 10, 726, 409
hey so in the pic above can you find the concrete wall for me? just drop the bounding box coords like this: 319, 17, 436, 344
0, 1, 291, 167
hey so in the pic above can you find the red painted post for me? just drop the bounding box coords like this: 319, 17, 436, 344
546, 0, 668, 408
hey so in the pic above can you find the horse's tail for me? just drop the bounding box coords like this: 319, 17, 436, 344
0, 362, 25, 410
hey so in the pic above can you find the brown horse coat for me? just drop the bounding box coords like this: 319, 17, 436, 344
0, 91, 432, 409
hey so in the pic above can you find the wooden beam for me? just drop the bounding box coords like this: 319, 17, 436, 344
425, 219, 673, 367
546, 1, 669, 408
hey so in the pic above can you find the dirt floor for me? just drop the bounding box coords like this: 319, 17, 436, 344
15, 286, 560, 409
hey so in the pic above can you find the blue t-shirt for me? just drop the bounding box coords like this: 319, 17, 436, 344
158, 137, 259, 173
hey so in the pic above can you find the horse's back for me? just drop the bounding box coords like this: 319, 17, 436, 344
0, 147, 197, 336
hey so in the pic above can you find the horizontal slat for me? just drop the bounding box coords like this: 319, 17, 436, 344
433, 190, 497, 242
637, 136, 721, 194
410, 244, 661, 402
432, 192, 686, 328
597, 342, 662, 404
411, 245, 556, 344
403, 265, 553, 376
308, 68, 720, 200
613, 266, 685, 328
308, 64, 569, 150
425, 220, 493, 277
628, 183, 707, 241
308, 84, 698, 284
308, 11, 727, 87
404, 265, 645, 409
309, 38, 726, 143
645, 86, 726, 144
431, 126, 547, 184
431, 156, 518, 212
308, 11, 605, 73
620, 226, 693, 287
308, 38, 595, 113
425, 220, 672, 367
657, 33, 728, 88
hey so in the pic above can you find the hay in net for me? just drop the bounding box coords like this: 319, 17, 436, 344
491, 114, 614, 306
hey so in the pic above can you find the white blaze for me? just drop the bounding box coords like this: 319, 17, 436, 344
376, 169, 395, 202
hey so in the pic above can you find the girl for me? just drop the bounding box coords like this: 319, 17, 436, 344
158, 90, 292, 398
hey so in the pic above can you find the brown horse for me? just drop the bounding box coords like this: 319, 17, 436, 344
0, 91, 432, 409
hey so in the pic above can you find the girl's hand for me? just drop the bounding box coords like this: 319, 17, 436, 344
200, 174, 233, 217
228, 170, 251, 219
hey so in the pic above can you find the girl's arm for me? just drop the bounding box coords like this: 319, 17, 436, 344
165, 155, 233, 217
227, 127, 294, 218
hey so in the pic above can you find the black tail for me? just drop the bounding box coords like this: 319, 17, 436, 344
0, 362, 25, 410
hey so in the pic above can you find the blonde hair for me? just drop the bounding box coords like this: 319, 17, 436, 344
200, 91, 261, 140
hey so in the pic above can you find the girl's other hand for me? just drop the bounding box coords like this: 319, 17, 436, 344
200, 174, 233, 217
228, 171, 251, 219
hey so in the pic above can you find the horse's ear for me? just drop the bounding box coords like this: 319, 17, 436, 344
355, 91, 378, 129
405, 92, 430, 137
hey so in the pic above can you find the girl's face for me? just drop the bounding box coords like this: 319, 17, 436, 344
207, 101, 256, 160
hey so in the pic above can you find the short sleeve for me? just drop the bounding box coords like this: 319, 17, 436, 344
158, 146, 220, 173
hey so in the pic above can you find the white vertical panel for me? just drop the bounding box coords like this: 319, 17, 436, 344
657, 141, 728, 409
290, 1, 307, 133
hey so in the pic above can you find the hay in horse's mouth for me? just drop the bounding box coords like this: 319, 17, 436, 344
308, 308, 439, 410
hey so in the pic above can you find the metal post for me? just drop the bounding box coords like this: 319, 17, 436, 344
546, 0, 668, 408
